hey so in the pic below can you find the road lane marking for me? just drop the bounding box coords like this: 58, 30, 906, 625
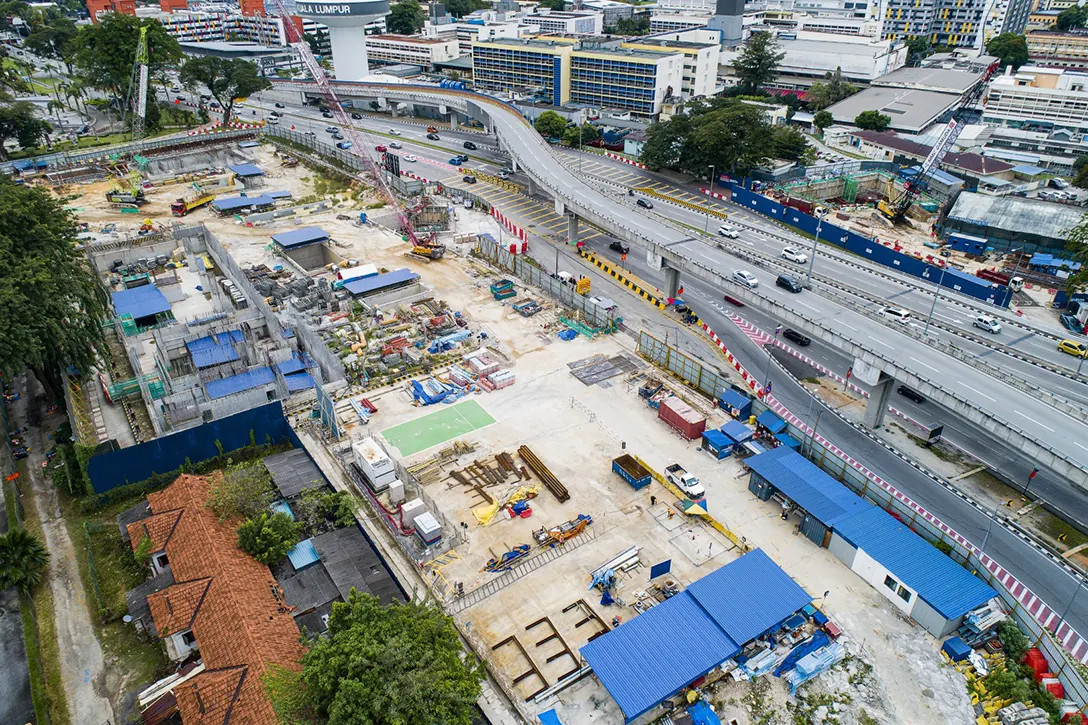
795, 301, 819, 311
909, 356, 939, 372
1076, 442, 1088, 453
957, 381, 996, 402
838, 322, 858, 332
869, 338, 894, 349
1014, 410, 1055, 432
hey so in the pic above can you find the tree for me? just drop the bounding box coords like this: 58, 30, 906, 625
562, 122, 598, 147
294, 591, 486, 725
386, 0, 425, 34
1056, 4, 1088, 31
179, 57, 270, 125
854, 110, 891, 131
609, 15, 650, 35
237, 512, 301, 565
0, 529, 49, 593
906, 37, 932, 62
293, 488, 356, 535
70, 14, 181, 98
23, 8, 78, 71
640, 96, 774, 177
0, 101, 51, 158
805, 67, 857, 111
534, 110, 569, 139
535, 0, 566, 9
771, 125, 809, 160
732, 31, 784, 94
444, 0, 489, 18
987, 33, 1028, 70
813, 109, 834, 131
1063, 211, 1088, 291
208, 461, 277, 521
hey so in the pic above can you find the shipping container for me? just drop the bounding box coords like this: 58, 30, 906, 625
658, 397, 707, 440
352, 438, 397, 491
612, 454, 652, 489
701, 429, 732, 460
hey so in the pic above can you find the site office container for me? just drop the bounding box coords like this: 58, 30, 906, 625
658, 397, 707, 441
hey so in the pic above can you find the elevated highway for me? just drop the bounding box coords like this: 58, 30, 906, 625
274, 79, 1088, 488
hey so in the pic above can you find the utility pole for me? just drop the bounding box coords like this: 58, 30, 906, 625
805, 215, 823, 286
923, 265, 948, 337
704, 164, 716, 234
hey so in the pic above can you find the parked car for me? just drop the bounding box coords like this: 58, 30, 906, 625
463, 140, 477, 150
776, 274, 803, 293
973, 315, 1001, 334
426, 133, 440, 140
732, 270, 759, 289
897, 385, 925, 403
463, 175, 477, 184
1058, 339, 1088, 357
609, 241, 630, 254
880, 307, 913, 324
781, 246, 808, 264
718, 224, 739, 238
782, 328, 811, 346
636, 198, 653, 209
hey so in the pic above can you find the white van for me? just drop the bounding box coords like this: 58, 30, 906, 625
588, 296, 618, 312
880, 307, 912, 324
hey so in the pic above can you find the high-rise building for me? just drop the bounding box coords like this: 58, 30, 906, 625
877, 0, 1032, 48
983, 65, 1088, 135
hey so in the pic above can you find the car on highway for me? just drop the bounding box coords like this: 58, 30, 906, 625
782, 328, 810, 346
497, 170, 510, 180
636, 198, 654, 209
404, 155, 417, 162
266, 117, 280, 125
974, 315, 1001, 334
275, 102, 285, 108
723, 294, 745, 307
176, 95, 185, 101
897, 385, 925, 404
322, 111, 333, 118
609, 241, 630, 254
325, 126, 338, 133
463, 175, 477, 184
732, 270, 759, 289
332, 133, 344, 140
781, 246, 808, 264
718, 224, 739, 238
375, 145, 387, 152
463, 141, 477, 150
389, 141, 402, 149
1057, 339, 1088, 357
350, 112, 362, 119
270, 110, 282, 117
449, 157, 463, 165
336, 142, 352, 149
171, 85, 181, 92
880, 307, 913, 324
426, 133, 440, 140
389, 129, 401, 135
776, 274, 803, 293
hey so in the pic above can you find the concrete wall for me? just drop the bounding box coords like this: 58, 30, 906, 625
828, 530, 858, 567
912, 597, 959, 638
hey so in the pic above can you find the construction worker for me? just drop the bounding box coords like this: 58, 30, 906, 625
667, 508, 675, 520
650, 495, 657, 507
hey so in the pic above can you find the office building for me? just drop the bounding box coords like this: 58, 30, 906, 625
1027, 8, 1061, 32
1026, 30, 1088, 70
649, 12, 712, 32
620, 32, 720, 98
983, 65, 1088, 135
580, 0, 635, 27
364, 35, 460, 69
878, 0, 1032, 48
520, 9, 604, 34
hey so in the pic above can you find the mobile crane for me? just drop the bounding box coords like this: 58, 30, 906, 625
878, 60, 1000, 224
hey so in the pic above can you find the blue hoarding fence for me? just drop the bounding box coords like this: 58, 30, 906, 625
727, 183, 1012, 308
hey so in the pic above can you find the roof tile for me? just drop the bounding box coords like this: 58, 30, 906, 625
852, 130, 1013, 175
126, 509, 184, 553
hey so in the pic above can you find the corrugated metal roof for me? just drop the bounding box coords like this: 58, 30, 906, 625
746, 447, 873, 526
186, 331, 243, 350
264, 449, 325, 499
719, 389, 749, 410
687, 548, 812, 647
265, 189, 293, 199
580, 592, 740, 722
275, 358, 306, 375
720, 420, 753, 443
271, 226, 329, 249
344, 269, 420, 296
833, 507, 996, 619
284, 372, 315, 392
112, 285, 171, 320
286, 538, 320, 570
190, 344, 239, 369
229, 163, 264, 177
211, 194, 274, 212
205, 367, 275, 400
755, 410, 787, 434
702, 429, 730, 448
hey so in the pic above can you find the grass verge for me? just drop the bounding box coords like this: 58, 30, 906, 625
18, 593, 49, 724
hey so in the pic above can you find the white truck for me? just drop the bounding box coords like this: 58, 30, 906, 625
665, 463, 706, 500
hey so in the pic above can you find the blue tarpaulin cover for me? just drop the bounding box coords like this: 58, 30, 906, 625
211, 194, 274, 212
270, 499, 295, 520
755, 410, 787, 434
112, 285, 171, 320
229, 163, 264, 177
287, 538, 320, 570
344, 268, 420, 296
746, 447, 873, 527
205, 367, 275, 400
688, 701, 722, 725
774, 631, 830, 676
272, 226, 330, 249
537, 710, 563, 725
284, 372, 315, 392
720, 420, 753, 444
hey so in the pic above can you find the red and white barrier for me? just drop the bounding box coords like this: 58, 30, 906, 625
490, 207, 528, 245
699, 187, 730, 202
185, 119, 264, 136
604, 152, 647, 169
402, 171, 431, 183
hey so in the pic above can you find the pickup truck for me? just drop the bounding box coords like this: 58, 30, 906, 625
665, 463, 705, 500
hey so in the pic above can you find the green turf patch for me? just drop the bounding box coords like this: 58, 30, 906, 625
381, 401, 495, 456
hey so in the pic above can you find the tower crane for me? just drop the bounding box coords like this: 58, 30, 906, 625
126, 26, 150, 142
878, 61, 999, 224
266, 1, 445, 259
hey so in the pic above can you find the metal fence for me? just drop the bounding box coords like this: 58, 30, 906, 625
637, 330, 1088, 710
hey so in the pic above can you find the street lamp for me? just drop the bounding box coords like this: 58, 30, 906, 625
704, 164, 716, 234
804, 212, 824, 286
923, 264, 949, 337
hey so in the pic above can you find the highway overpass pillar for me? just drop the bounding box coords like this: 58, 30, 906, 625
567, 214, 579, 245
664, 266, 681, 299
527, 178, 536, 195
554, 198, 565, 215
864, 373, 894, 429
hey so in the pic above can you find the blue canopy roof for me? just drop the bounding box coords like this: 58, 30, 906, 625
186, 331, 242, 368
833, 507, 997, 619
746, 447, 873, 527
187, 330, 243, 350
720, 420, 753, 444
287, 538, 320, 570
112, 285, 171, 320
755, 410, 787, 434
284, 372, 315, 392
229, 163, 264, 177
344, 269, 420, 296
265, 189, 293, 199
211, 194, 274, 212
272, 226, 330, 249
275, 357, 307, 375
702, 429, 730, 448
205, 366, 275, 400
719, 389, 750, 411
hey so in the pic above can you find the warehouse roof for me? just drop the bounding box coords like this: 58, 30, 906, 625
311, 526, 404, 604
112, 285, 171, 321
271, 226, 330, 249
687, 548, 812, 647
826, 87, 961, 133
228, 163, 264, 177
872, 66, 982, 94
746, 447, 874, 526
205, 366, 275, 400
344, 268, 420, 296
211, 194, 274, 212
833, 507, 997, 619
263, 448, 325, 499
947, 192, 1085, 242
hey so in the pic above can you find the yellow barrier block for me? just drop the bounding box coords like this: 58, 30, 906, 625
579, 250, 667, 309
635, 186, 729, 220
976, 715, 990, 725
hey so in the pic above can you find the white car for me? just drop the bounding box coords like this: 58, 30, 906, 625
389, 141, 402, 149
718, 224, 739, 239
880, 307, 913, 324
732, 270, 759, 289
389, 129, 402, 136
974, 315, 1001, 334
403, 154, 417, 162
782, 246, 808, 264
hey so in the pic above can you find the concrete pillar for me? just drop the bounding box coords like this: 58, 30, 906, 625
509, 155, 516, 172
646, 249, 662, 268
567, 214, 579, 245
664, 266, 681, 298
864, 373, 894, 428
554, 197, 564, 215
527, 177, 536, 195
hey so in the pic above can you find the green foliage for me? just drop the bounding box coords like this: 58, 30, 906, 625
1057, 4, 1088, 31
0, 528, 49, 593
534, 110, 569, 139
1063, 211, 1088, 291
805, 67, 857, 111
444, 0, 490, 18
562, 122, 598, 147
997, 619, 1029, 665
640, 97, 774, 177
732, 31, 784, 94
906, 37, 932, 61
608, 15, 651, 35
0, 101, 52, 159
133, 534, 153, 567
179, 56, 271, 126
207, 458, 277, 522
293, 489, 356, 535
770, 125, 809, 160
237, 512, 301, 565
23, 7, 78, 66
535, 0, 566, 9
386, 0, 426, 34
854, 110, 891, 131
70, 14, 181, 97
298, 591, 485, 725
0, 177, 106, 400
987, 33, 1028, 70
813, 110, 834, 131
263, 663, 319, 724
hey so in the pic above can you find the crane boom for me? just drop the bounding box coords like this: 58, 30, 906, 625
266, 2, 428, 247
128, 26, 150, 141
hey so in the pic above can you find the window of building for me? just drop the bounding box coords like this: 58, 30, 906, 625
897, 585, 911, 603
883, 575, 897, 591
155, 552, 169, 569
180, 630, 197, 646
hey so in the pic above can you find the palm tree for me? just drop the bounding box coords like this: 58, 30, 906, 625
47, 99, 64, 123
0, 529, 50, 594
